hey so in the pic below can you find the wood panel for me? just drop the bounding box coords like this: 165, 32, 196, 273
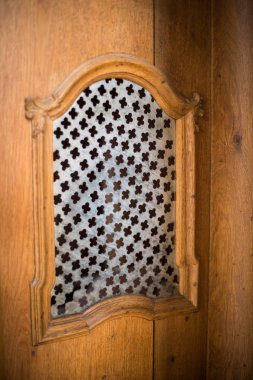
155, 313, 204, 379
30, 317, 153, 380
0, 1, 153, 379
154, 1, 211, 378
208, 0, 253, 378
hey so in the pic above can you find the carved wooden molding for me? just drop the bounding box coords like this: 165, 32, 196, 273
25, 53, 202, 345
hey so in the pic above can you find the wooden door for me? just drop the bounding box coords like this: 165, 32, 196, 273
0, 1, 210, 379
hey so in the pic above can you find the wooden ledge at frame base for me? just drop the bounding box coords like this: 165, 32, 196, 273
40, 295, 198, 344
25, 53, 203, 345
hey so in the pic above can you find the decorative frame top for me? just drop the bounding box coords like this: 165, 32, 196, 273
25, 54, 203, 345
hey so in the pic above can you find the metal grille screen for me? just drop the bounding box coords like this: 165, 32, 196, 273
51, 78, 178, 318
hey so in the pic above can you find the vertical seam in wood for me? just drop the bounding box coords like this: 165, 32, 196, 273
153, 0, 156, 66
152, 320, 155, 380
206, 0, 214, 378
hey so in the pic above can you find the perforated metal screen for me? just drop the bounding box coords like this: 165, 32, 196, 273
51, 78, 178, 318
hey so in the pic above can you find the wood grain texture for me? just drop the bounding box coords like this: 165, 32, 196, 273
176, 112, 200, 306
155, 313, 204, 379
208, 0, 253, 378
30, 317, 153, 380
0, 1, 154, 379
154, 0, 211, 378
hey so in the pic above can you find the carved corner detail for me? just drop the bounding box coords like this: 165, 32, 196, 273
25, 97, 49, 138
187, 92, 204, 133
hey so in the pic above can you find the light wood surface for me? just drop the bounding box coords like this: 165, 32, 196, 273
30, 317, 153, 380
154, 0, 211, 378
208, 0, 253, 378
0, 1, 154, 379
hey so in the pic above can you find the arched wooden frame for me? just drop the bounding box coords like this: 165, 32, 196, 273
25, 54, 202, 345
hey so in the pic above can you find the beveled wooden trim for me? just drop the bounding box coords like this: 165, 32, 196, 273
26, 53, 200, 122
176, 112, 199, 306
25, 53, 202, 345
